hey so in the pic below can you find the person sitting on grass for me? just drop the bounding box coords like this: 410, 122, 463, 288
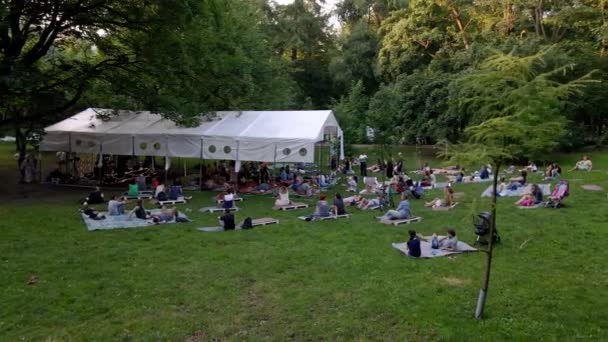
544, 162, 562, 180
129, 199, 150, 220
154, 182, 165, 199
275, 186, 291, 206
510, 170, 527, 187
107, 195, 126, 216
84, 186, 104, 204
525, 161, 538, 173
127, 180, 139, 197
333, 193, 346, 216
424, 184, 455, 209
218, 208, 235, 230
571, 155, 593, 171
305, 195, 331, 221
81, 202, 106, 220
496, 177, 507, 196
151, 207, 178, 224
379, 193, 411, 220
438, 229, 459, 250
407, 229, 421, 258
222, 189, 235, 209
516, 184, 543, 207
347, 176, 357, 192
296, 180, 313, 196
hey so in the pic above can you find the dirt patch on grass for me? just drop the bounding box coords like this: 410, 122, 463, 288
442, 277, 471, 287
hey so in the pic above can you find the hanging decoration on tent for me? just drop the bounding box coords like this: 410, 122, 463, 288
224, 146, 232, 154
208, 145, 216, 153
283, 148, 291, 156
299, 148, 308, 156
153, 142, 162, 150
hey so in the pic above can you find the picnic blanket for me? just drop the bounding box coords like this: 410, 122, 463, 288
82, 210, 191, 231
481, 183, 551, 197
197, 218, 280, 232
581, 184, 604, 191
391, 240, 477, 258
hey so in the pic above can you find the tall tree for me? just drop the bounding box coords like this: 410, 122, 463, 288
440, 47, 596, 319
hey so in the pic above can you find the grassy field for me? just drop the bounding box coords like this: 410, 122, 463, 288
1, 142, 607, 341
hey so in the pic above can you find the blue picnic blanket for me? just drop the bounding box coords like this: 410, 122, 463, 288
82, 209, 191, 231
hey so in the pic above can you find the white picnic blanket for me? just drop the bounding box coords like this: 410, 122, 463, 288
481, 183, 551, 198
82, 210, 191, 231
392, 240, 477, 258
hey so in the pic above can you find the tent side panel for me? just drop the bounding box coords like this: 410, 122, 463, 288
167, 135, 202, 158
101, 135, 134, 156
202, 137, 237, 160
39, 133, 70, 152
275, 142, 315, 163
134, 135, 168, 157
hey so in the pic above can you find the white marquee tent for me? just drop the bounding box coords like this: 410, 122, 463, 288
40, 108, 344, 164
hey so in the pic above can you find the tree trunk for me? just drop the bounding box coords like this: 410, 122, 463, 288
450, 7, 470, 49
475, 161, 501, 319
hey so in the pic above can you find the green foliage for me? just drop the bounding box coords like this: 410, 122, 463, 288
443, 48, 597, 167
333, 80, 370, 143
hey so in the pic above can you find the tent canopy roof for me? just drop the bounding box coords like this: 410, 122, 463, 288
45, 108, 340, 141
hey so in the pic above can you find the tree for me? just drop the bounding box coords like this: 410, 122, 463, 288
439, 47, 596, 319
263, 0, 335, 107
329, 21, 379, 95
1, 0, 294, 174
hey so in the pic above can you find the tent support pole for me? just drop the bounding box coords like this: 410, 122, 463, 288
236, 140, 240, 188
273, 143, 277, 181
199, 139, 203, 191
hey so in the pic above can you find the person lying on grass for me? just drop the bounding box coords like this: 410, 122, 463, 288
128, 199, 150, 220
358, 194, 385, 210
571, 155, 593, 171
379, 193, 411, 220
424, 184, 455, 209
516, 184, 543, 207
304, 194, 331, 221
343, 195, 363, 206
407, 229, 421, 258
218, 209, 235, 230
81, 202, 105, 220
151, 207, 178, 224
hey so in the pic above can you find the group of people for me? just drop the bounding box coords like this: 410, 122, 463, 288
405, 229, 460, 258
304, 194, 347, 221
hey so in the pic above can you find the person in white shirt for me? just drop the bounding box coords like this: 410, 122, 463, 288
439, 229, 458, 250
571, 155, 593, 171
274, 186, 290, 206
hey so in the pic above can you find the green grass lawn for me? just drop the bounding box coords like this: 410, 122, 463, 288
1, 143, 607, 340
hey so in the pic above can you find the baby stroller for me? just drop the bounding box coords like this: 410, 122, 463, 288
544, 180, 569, 208
474, 212, 500, 245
